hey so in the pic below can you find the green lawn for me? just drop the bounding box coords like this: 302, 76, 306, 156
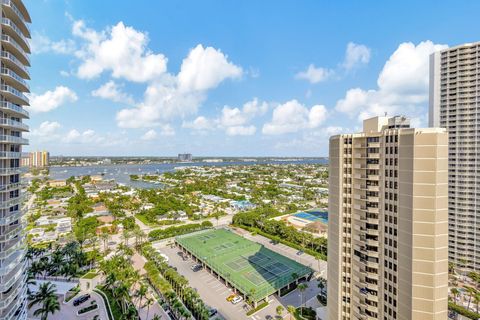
176, 228, 312, 302
82, 271, 98, 279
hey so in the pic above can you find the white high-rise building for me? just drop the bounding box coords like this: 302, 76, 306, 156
429, 42, 480, 272
0, 0, 31, 318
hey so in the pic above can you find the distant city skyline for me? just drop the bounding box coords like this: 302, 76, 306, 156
24, 0, 480, 156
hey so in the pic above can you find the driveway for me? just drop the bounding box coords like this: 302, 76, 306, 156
28, 291, 109, 320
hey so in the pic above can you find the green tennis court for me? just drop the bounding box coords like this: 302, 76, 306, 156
175, 228, 312, 302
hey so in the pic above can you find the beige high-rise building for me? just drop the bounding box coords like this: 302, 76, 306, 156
328, 116, 448, 320
0, 0, 31, 319
429, 42, 480, 272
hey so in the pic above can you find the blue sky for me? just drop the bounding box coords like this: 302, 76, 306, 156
24, 0, 480, 156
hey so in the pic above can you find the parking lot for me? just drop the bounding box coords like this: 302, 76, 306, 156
157, 244, 290, 320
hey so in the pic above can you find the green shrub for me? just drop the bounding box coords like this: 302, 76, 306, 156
246, 301, 269, 316
148, 222, 213, 241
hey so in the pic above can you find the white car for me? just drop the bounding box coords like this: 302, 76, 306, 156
231, 296, 243, 304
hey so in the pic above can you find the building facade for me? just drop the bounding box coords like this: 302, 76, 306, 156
178, 153, 192, 162
429, 42, 480, 272
21, 151, 49, 168
328, 116, 448, 320
0, 0, 31, 319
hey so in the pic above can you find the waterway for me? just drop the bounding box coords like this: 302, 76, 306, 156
49, 159, 327, 189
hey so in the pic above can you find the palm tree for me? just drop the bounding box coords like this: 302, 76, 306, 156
28, 282, 57, 309
297, 283, 308, 316
121, 304, 138, 320
276, 305, 284, 319
115, 284, 130, 313
451, 287, 459, 305
100, 232, 109, 253
287, 305, 296, 320
474, 292, 480, 314
466, 286, 477, 310
135, 284, 148, 308
123, 229, 132, 246
32, 295, 60, 320
144, 297, 154, 320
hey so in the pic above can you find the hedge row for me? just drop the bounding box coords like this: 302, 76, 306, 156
148, 221, 213, 241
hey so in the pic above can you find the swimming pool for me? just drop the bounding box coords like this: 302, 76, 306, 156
293, 210, 328, 223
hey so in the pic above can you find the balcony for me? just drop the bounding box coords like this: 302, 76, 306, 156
0, 265, 23, 293
0, 167, 24, 175
0, 240, 22, 260
0, 224, 22, 245
0, 279, 27, 310
0, 248, 24, 277
0, 151, 21, 159
0, 118, 28, 131
0, 135, 28, 145
1, 34, 29, 66
0, 85, 29, 106
0, 101, 29, 118
0, 182, 23, 193
0, 286, 27, 320
1, 0, 31, 37
0, 210, 22, 226
0, 51, 29, 79
1, 18, 30, 53
0, 67, 29, 92
0, 195, 24, 209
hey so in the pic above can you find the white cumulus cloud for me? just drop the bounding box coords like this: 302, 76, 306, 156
226, 125, 256, 136
177, 44, 243, 92
262, 100, 327, 135
116, 45, 243, 128
182, 116, 214, 131
30, 33, 76, 55
27, 86, 78, 113
343, 42, 371, 70
141, 129, 157, 141
335, 40, 448, 122
295, 64, 333, 84
73, 20, 168, 82
92, 81, 134, 104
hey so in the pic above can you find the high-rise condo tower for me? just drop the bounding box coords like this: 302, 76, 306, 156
328, 116, 448, 320
0, 0, 30, 319
430, 42, 480, 272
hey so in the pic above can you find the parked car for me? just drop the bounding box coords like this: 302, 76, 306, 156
226, 294, 236, 302
296, 250, 304, 256
191, 264, 202, 272
177, 251, 184, 257
73, 294, 91, 306
231, 296, 243, 304
208, 308, 217, 317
